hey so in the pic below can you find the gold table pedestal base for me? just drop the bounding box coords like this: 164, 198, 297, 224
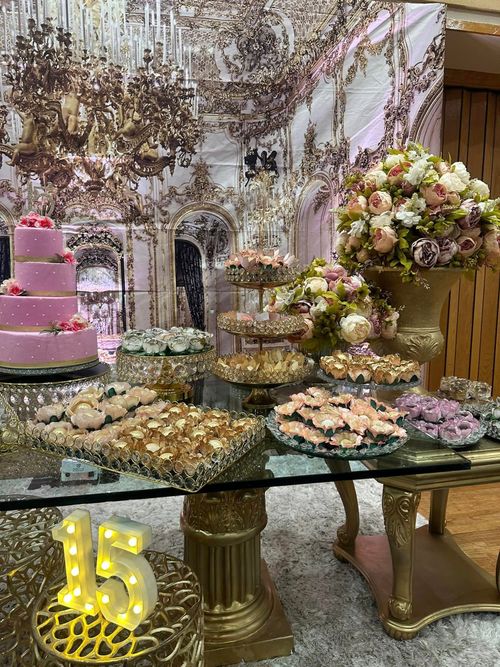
205, 561, 293, 667
334, 527, 500, 640
182, 488, 294, 666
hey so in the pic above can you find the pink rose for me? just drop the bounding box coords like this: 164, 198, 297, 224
342, 275, 365, 297
0, 278, 24, 296
368, 191, 392, 214
347, 195, 368, 220
421, 183, 447, 206
324, 265, 347, 282
39, 216, 55, 229
387, 162, 410, 185
299, 317, 314, 340
456, 235, 482, 258
381, 311, 399, 340
58, 321, 74, 331
372, 227, 398, 253
61, 249, 77, 265
69, 314, 89, 331
483, 230, 500, 268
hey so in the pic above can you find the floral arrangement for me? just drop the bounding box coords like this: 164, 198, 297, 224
336, 143, 500, 281
19, 212, 55, 229
44, 313, 90, 334
273, 386, 407, 450
225, 249, 296, 270
0, 278, 25, 296
267, 258, 398, 352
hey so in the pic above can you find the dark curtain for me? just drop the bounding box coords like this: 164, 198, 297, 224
175, 240, 205, 330
0, 237, 10, 282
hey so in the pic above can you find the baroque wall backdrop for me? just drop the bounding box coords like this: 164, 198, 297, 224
0, 0, 445, 353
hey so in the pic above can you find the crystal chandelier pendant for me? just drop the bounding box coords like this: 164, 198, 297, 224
0, 0, 199, 189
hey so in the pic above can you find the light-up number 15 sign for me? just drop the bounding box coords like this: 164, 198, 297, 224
52, 509, 158, 631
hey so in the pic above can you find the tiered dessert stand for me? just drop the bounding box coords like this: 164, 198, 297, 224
214, 264, 313, 410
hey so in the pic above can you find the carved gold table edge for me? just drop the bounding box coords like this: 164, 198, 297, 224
331, 449, 500, 640
181, 487, 294, 666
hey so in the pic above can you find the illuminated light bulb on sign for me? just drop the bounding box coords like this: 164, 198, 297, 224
96, 516, 157, 631
53, 510, 158, 632
52, 509, 97, 615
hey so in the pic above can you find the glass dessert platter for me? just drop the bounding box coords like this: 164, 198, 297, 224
116, 346, 216, 401
217, 311, 305, 339
266, 411, 408, 460
317, 369, 421, 397
403, 418, 488, 450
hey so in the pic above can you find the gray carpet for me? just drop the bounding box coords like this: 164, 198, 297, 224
77, 479, 500, 667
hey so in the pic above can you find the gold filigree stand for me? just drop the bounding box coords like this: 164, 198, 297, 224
332, 455, 500, 639
242, 387, 277, 411
181, 489, 294, 666
0, 503, 64, 666
32, 551, 204, 666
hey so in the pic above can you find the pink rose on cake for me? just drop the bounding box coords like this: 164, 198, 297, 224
19, 212, 55, 229
69, 314, 89, 331
0, 278, 25, 296
60, 248, 77, 265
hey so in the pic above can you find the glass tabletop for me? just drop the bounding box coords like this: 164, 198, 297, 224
0, 376, 473, 511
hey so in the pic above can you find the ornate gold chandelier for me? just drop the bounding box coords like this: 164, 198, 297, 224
0, 1, 200, 190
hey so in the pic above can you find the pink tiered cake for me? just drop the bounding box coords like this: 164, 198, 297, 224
0, 214, 98, 372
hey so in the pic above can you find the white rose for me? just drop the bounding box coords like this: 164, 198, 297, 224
369, 212, 393, 228
142, 337, 166, 355
384, 154, 405, 169
395, 210, 421, 228
122, 332, 143, 353
451, 161, 470, 185
366, 170, 388, 188
439, 172, 467, 193
303, 277, 328, 295
350, 219, 368, 238
310, 297, 328, 320
404, 158, 429, 186
468, 178, 490, 200
339, 314, 372, 344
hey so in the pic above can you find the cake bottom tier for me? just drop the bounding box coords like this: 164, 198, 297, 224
0, 328, 98, 370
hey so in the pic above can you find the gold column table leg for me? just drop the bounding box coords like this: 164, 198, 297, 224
181, 489, 294, 667
332, 482, 500, 639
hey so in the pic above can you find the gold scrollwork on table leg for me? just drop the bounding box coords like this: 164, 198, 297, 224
428, 489, 449, 535
382, 485, 421, 621
327, 460, 359, 553
181, 488, 293, 665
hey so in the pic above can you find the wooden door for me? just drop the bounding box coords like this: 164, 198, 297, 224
428, 81, 500, 395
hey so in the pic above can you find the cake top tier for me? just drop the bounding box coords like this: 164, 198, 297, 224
14, 213, 68, 260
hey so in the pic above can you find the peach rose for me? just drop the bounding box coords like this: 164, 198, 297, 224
368, 191, 392, 214
102, 403, 128, 422
345, 235, 361, 251
421, 182, 447, 206
456, 235, 482, 258
347, 195, 368, 220
372, 227, 398, 253
35, 403, 65, 424
70, 408, 106, 430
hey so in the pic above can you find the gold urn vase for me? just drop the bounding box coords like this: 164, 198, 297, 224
365, 267, 463, 364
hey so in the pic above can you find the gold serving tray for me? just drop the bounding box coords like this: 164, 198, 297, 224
217, 312, 306, 340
